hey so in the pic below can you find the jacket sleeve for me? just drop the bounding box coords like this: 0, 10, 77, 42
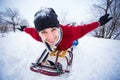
69, 22, 100, 40
24, 28, 42, 42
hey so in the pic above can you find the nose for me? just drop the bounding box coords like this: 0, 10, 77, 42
47, 32, 54, 40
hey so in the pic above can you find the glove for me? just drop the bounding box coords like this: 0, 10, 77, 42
17, 26, 26, 31
99, 14, 113, 26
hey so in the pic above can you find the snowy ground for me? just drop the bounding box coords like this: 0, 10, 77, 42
0, 31, 120, 80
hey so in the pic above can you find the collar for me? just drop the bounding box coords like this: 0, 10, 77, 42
55, 27, 63, 46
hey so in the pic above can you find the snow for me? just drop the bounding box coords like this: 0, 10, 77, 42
0, 31, 120, 80
34, 8, 54, 20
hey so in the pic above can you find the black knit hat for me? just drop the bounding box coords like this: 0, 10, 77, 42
34, 8, 59, 32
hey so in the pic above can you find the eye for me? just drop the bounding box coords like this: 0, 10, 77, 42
41, 31, 47, 34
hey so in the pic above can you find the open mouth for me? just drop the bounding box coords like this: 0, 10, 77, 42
47, 40, 55, 45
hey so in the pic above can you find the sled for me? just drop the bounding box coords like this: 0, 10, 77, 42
30, 48, 73, 76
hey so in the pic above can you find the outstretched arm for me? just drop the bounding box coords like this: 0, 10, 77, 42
69, 14, 113, 40
24, 28, 42, 42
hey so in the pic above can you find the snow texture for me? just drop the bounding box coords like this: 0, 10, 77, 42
34, 7, 52, 20
0, 31, 120, 80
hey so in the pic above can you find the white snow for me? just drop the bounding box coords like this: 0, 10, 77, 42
34, 7, 53, 20
0, 31, 120, 80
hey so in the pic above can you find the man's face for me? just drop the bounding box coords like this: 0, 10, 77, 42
39, 27, 60, 46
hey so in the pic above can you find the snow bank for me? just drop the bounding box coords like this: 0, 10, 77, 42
0, 32, 120, 80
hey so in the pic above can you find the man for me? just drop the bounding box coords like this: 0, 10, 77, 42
24, 8, 112, 75
24, 8, 112, 51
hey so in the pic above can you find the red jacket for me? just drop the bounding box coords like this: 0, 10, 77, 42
24, 22, 100, 50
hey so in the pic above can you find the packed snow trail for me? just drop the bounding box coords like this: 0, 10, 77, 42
0, 31, 120, 80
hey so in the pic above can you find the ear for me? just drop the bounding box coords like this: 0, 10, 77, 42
39, 32, 45, 41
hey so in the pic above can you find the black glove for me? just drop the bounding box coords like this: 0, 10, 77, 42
17, 26, 26, 31
99, 14, 113, 26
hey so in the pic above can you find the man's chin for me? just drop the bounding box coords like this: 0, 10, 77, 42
47, 42, 55, 46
